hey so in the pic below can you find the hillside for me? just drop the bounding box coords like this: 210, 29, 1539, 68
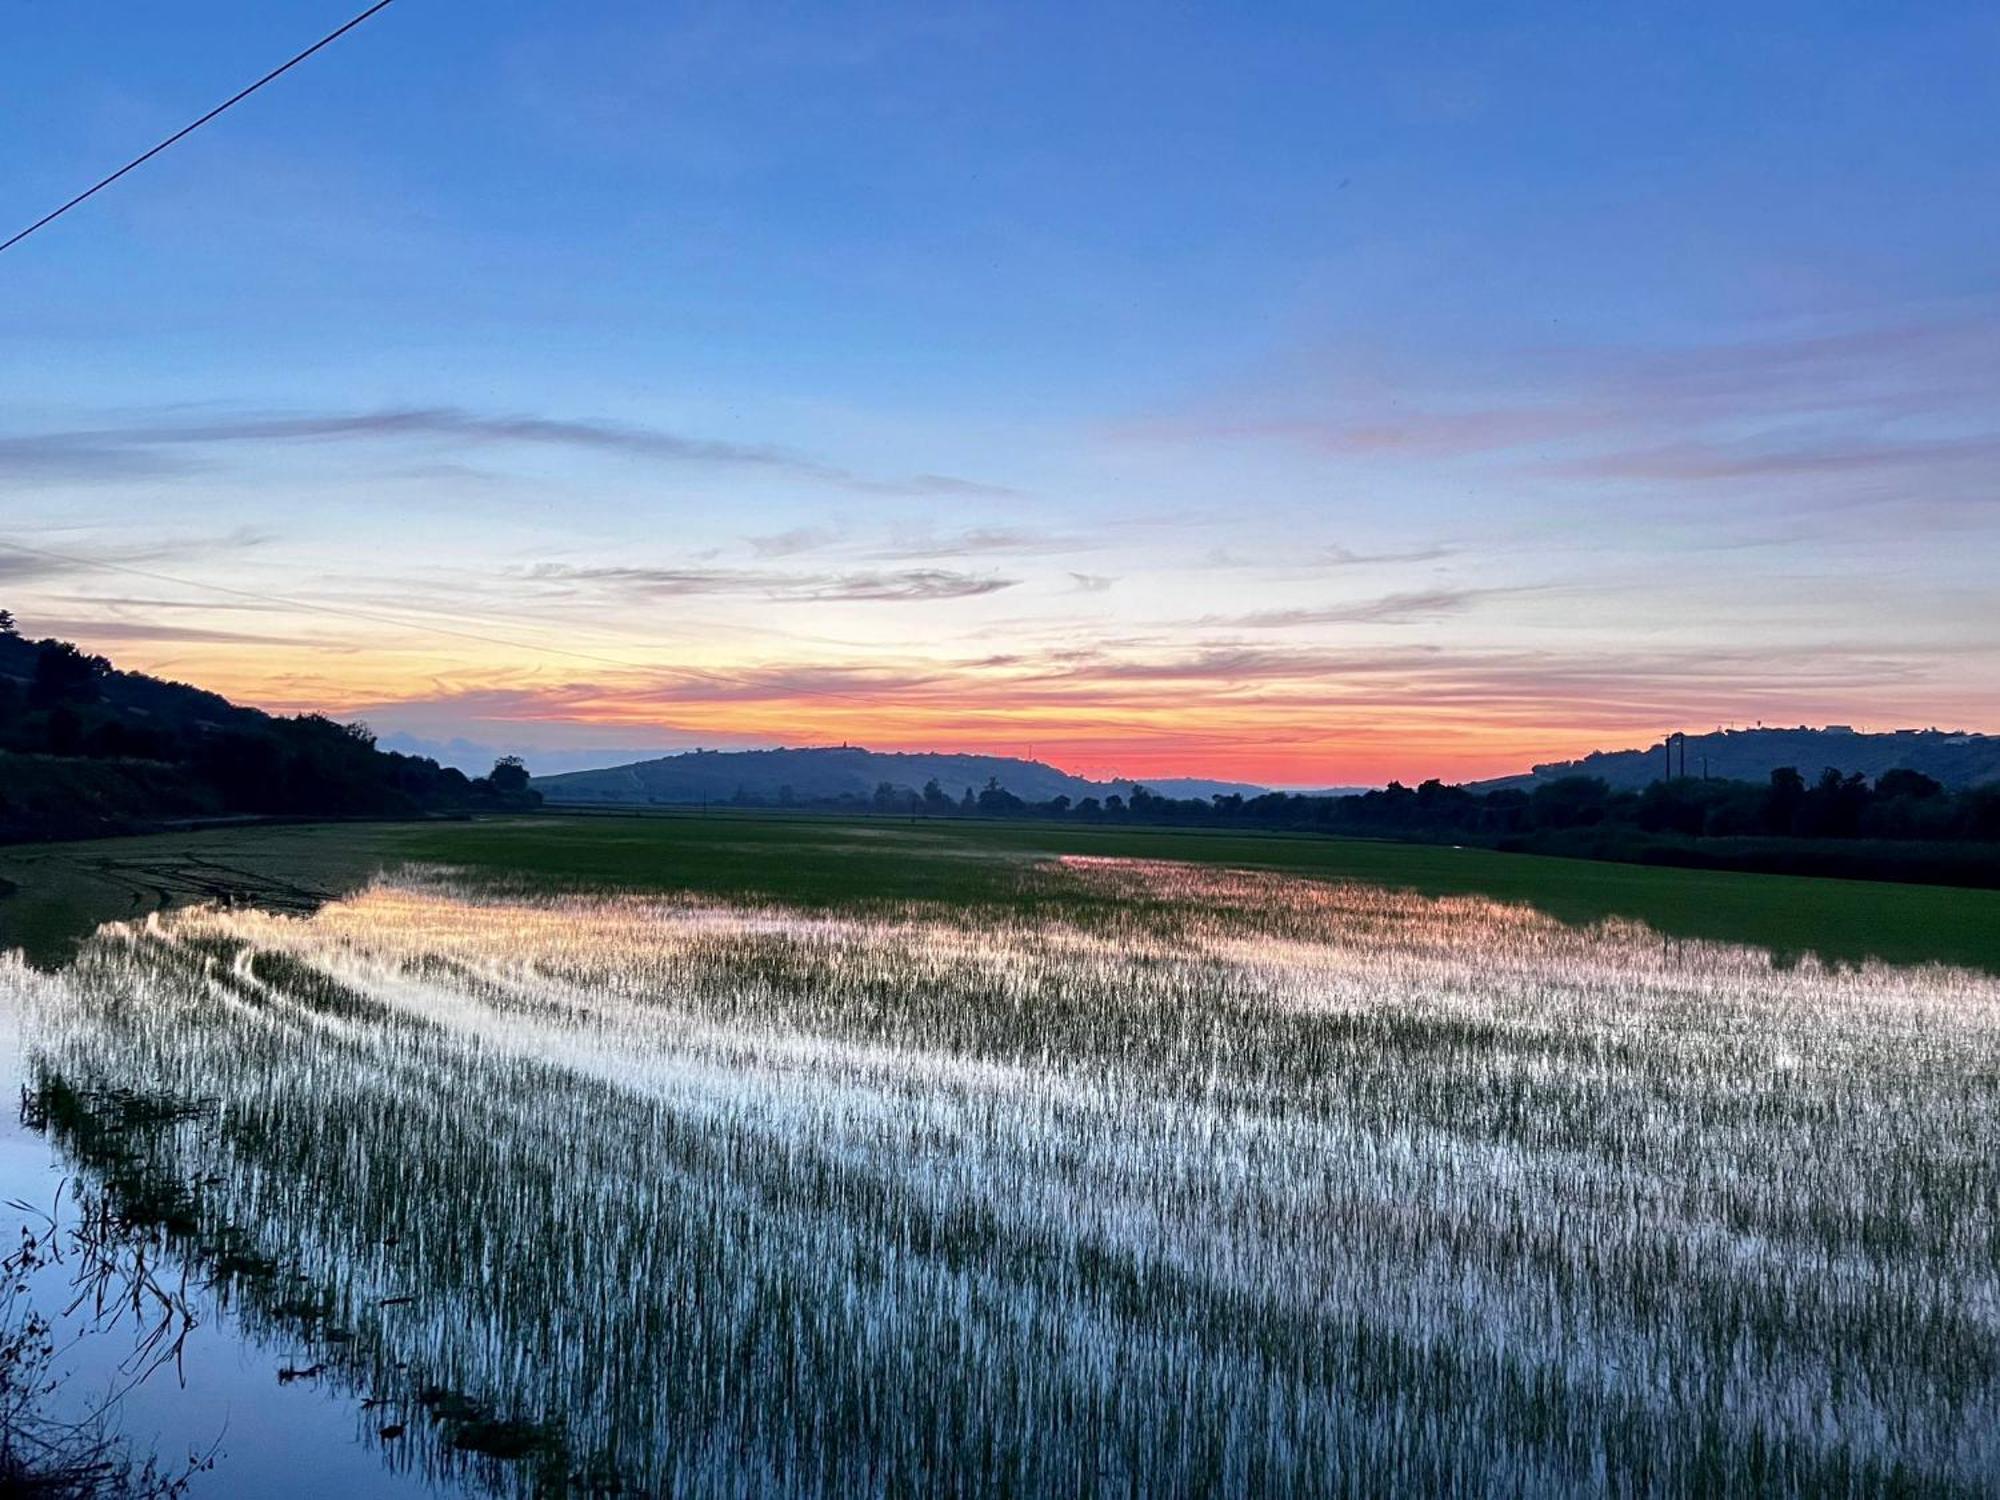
1480, 727, 2000, 794
0, 624, 536, 841
531, 746, 1264, 807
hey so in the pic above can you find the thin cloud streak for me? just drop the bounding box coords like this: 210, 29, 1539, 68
2, 407, 1016, 499
1205, 588, 1507, 629
868, 528, 1095, 560
1548, 433, 2000, 483
0, 531, 272, 583
23, 618, 326, 649
1130, 310, 2000, 516
525, 562, 1019, 602
0, 435, 196, 483
742, 525, 1094, 562
1320, 544, 1457, 567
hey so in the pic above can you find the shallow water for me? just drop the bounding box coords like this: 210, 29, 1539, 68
2, 858, 1998, 1496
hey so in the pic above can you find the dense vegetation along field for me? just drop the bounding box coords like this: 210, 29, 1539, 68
392, 810, 2000, 974
5, 811, 1999, 974
8, 850, 1999, 1495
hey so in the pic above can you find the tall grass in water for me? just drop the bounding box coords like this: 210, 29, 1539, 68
4, 858, 1999, 1496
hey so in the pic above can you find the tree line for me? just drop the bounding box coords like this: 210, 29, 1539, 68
731, 763, 2000, 888
0, 618, 537, 838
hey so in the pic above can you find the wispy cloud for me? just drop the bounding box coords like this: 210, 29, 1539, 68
1023, 640, 1939, 705
1206, 587, 1505, 629
525, 563, 1018, 602
869, 527, 1093, 560
1, 407, 1015, 499
1129, 309, 2000, 512
21, 618, 324, 649
0, 435, 196, 483
746, 525, 845, 558
1320, 543, 1457, 567
1546, 433, 2000, 483
0, 531, 272, 585
742, 524, 1092, 562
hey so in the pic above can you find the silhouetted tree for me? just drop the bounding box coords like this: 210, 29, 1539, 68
1637, 778, 1714, 837
29, 641, 109, 708
921, 778, 953, 815
1875, 768, 1943, 801
1865, 768, 1954, 839
1794, 767, 1869, 838
1529, 775, 1611, 830
0, 608, 17, 637
1964, 786, 2000, 841
1764, 767, 1806, 834
489, 756, 531, 795
977, 777, 1024, 814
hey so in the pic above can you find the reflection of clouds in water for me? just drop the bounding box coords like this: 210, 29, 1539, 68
8, 861, 2000, 1497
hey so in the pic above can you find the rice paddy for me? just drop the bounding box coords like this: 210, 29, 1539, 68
2, 843, 1997, 1496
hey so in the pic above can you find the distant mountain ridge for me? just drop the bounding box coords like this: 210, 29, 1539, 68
532, 728, 2000, 811
1477, 727, 2000, 793
530, 746, 1265, 807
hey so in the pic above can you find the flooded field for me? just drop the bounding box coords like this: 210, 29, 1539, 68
3, 853, 1999, 1496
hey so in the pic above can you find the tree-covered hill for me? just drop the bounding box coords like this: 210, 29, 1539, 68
0, 614, 537, 841
1481, 726, 2000, 793
531, 745, 1263, 808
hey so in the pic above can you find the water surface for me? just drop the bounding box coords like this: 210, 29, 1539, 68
2, 858, 1997, 1495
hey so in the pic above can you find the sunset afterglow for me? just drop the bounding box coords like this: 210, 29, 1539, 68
6, 6, 1996, 785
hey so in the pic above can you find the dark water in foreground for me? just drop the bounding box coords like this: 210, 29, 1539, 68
2, 860, 1998, 1496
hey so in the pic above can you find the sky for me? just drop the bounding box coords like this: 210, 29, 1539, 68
3, 1, 1996, 786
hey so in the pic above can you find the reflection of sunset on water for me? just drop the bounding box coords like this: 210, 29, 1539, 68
7, 859, 1999, 1494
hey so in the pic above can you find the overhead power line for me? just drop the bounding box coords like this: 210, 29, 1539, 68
1, 0, 400, 256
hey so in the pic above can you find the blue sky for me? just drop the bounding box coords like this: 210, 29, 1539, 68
4, 2, 1996, 783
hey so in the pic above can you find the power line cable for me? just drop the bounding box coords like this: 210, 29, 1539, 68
2, 0, 400, 256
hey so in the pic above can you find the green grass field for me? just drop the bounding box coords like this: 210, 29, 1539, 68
4, 809, 1997, 972
392, 809, 2000, 974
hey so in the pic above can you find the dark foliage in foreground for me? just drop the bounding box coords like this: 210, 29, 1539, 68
0, 622, 539, 841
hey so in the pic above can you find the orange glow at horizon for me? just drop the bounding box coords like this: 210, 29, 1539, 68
90, 628, 1994, 790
